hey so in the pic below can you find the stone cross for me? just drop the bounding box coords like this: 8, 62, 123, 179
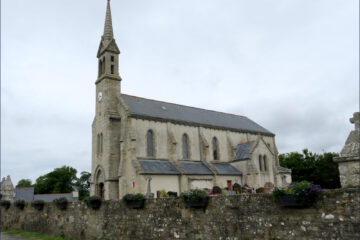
350, 112, 359, 131
145, 176, 154, 198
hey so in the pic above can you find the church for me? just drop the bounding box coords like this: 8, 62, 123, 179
90, 0, 291, 200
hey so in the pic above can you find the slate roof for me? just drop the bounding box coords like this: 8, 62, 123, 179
179, 161, 214, 175
139, 160, 181, 175
14, 187, 34, 202
122, 94, 274, 136
277, 166, 292, 174
234, 141, 255, 161
212, 163, 242, 175
34, 193, 77, 202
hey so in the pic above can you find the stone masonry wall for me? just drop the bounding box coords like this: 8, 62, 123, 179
1, 189, 359, 240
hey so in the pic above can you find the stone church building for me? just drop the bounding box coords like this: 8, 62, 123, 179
90, 0, 291, 200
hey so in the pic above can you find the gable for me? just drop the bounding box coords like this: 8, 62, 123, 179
233, 141, 256, 161
97, 39, 120, 57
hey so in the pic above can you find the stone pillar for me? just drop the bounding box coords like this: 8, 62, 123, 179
333, 112, 360, 188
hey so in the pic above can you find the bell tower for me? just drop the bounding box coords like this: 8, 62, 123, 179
91, 0, 121, 200
96, 0, 121, 83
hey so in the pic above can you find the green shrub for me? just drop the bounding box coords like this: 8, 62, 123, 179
160, 190, 168, 198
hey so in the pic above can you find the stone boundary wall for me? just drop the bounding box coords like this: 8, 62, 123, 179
1, 189, 359, 240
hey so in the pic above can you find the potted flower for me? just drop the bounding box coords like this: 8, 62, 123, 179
0, 200, 11, 210
180, 189, 209, 208
272, 181, 322, 207
32, 200, 45, 211
14, 200, 26, 210
84, 196, 102, 210
53, 197, 68, 210
122, 193, 145, 209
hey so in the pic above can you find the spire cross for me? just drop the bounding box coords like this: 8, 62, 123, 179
350, 112, 359, 131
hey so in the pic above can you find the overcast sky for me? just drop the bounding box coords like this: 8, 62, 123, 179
1, 0, 359, 185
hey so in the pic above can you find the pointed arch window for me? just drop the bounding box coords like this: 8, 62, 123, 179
212, 137, 218, 160
102, 57, 106, 74
100, 133, 103, 154
98, 60, 103, 77
263, 155, 267, 172
97, 134, 100, 155
147, 130, 154, 157
259, 155, 263, 171
182, 134, 189, 159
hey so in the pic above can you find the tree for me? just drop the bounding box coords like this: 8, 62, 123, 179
279, 149, 341, 189
75, 171, 91, 200
34, 166, 78, 194
16, 179, 32, 188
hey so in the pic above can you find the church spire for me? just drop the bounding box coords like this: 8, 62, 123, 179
103, 0, 114, 42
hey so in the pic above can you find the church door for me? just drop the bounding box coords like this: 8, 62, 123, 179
227, 180, 232, 191
99, 182, 104, 200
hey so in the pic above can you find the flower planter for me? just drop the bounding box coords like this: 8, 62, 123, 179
85, 196, 102, 210
276, 195, 312, 208
14, 200, 26, 210
184, 197, 209, 208
0, 200, 11, 210
53, 198, 68, 210
32, 200, 45, 211
125, 199, 145, 209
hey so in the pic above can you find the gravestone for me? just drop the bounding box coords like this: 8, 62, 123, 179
145, 176, 154, 199
333, 112, 360, 188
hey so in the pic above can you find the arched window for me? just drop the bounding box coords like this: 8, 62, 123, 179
100, 133, 103, 153
147, 130, 154, 157
182, 134, 189, 159
97, 134, 100, 155
212, 137, 218, 160
258, 155, 262, 171
102, 57, 106, 74
98, 60, 103, 77
263, 155, 267, 171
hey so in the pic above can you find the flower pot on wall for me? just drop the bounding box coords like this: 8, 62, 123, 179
0, 200, 11, 210
14, 200, 26, 210
276, 195, 312, 207
53, 197, 68, 210
125, 199, 145, 209
85, 196, 102, 210
183, 197, 209, 208
32, 200, 45, 211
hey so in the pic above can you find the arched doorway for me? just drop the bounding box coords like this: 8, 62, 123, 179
95, 168, 105, 200
99, 182, 104, 200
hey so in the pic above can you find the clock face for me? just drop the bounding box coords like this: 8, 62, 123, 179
98, 92, 103, 102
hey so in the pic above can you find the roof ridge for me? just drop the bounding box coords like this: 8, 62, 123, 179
121, 93, 246, 118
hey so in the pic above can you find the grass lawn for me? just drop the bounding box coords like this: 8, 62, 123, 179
1, 229, 70, 240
